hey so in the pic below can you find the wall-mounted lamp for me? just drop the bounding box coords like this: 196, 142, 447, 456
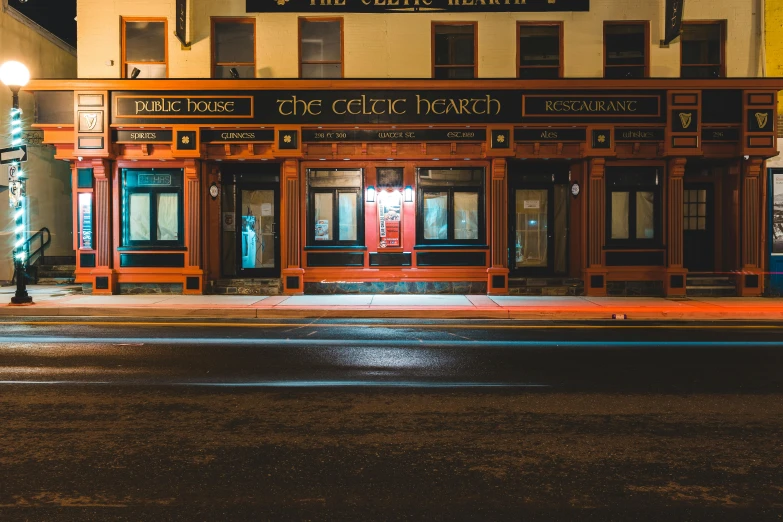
130, 67, 141, 79
229, 67, 239, 79
366, 185, 376, 203
404, 185, 413, 203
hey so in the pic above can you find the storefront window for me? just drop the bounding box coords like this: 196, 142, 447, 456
606, 168, 660, 246
433, 23, 476, 79
417, 168, 484, 245
122, 18, 167, 78
307, 169, 363, 246
121, 169, 184, 248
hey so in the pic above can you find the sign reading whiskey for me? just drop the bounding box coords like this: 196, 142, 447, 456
246, 0, 589, 13
112, 90, 664, 125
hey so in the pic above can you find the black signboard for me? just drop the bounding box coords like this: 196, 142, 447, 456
115, 130, 173, 143
201, 129, 275, 143
614, 128, 665, 141
702, 128, 739, 142
175, 0, 188, 46
664, 0, 684, 45
514, 128, 586, 141
246, 0, 589, 13
302, 128, 486, 142
112, 90, 665, 125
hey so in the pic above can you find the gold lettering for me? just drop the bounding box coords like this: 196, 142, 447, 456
333, 99, 347, 115
277, 99, 293, 116
391, 98, 406, 115
347, 99, 362, 115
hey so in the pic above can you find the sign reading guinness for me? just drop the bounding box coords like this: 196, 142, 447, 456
514, 128, 586, 141
115, 96, 254, 119
115, 130, 173, 143
302, 128, 486, 143
246, 0, 589, 13
201, 129, 275, 143
614, 128, 665, 141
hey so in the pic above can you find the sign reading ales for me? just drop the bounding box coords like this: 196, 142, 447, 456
246, 0, 589, 13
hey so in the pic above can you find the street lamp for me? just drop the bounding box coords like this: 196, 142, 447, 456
1, 60, 32, 305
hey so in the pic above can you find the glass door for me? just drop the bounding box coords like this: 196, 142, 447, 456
683, 184, 714, 272
514, 188, 550, 269
236, 184, 279, 277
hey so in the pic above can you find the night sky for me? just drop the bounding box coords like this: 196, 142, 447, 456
8, 0, 76, 47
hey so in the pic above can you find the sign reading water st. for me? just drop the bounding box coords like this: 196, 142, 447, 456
246, 0, 589, 13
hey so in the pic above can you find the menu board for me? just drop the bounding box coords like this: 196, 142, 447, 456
78, 193, 93, 250
378, 190, 402, 249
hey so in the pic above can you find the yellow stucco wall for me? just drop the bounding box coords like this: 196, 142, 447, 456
77, 0, 762, 79
1, 7, 77, 281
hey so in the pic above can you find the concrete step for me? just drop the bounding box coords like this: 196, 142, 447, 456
36, 277, 76, 285
211, 278, 282, 296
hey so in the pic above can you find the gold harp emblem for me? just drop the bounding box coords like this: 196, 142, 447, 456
276, 0, 289, 5
755, 112, 769, 129
84, 113, 98, 131
678, 112, 693, 130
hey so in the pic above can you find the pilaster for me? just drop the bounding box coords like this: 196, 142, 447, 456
488, 158, 509, 295
665, 157, 687, 296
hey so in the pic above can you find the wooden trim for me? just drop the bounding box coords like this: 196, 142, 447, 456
211, 17, 256, 79
298, 17, 344, 79
680, 20, 727, 79
431, 21, 478, 79
603, 21, 650, 79
516, 21, 563, 79
121, 17, 168, 79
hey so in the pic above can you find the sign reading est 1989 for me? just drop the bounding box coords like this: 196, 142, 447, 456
246, 0, 589, 13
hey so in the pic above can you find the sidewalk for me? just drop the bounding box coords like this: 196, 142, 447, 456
2, 284, 783, 321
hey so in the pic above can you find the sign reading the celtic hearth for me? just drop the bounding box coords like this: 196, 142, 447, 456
112, 91, 664, 125
247, 0, 589, 13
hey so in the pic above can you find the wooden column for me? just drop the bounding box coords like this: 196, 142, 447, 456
665, 158, 687, 296
281, 159, 304, 294
584, 158, 608, 296
182, 159, 204, 294
90, 158, 115, 294
487, 158, 509, 295
739, 157, 764, 296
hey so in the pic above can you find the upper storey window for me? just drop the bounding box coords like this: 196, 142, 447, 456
433, 23, 477, 79
517, 23, 563, 79
681, 22, 725, 78
299, 18, 343, 78
212, 18, 256, 79
604, 22, 649, 78
122, 18, 167, 78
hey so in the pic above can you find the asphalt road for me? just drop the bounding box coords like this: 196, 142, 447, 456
1, 319, 783, 520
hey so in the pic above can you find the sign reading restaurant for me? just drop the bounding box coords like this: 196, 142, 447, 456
246, 0, 589, 13
111, 90, 665, 125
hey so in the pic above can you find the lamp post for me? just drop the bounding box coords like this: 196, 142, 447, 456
1, 60, 32, 305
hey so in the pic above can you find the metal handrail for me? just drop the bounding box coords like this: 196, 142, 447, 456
10, 227, 51, 284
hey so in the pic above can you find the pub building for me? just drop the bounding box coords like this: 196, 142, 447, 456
25, 78, 783, 297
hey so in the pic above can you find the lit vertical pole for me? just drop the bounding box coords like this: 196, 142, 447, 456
1, 61, 31, 304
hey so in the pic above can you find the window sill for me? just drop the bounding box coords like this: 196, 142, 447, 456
304, 245, 368, 251
414, 244, 489, 250
603, 245, 664, 251
117, 246, 187, 252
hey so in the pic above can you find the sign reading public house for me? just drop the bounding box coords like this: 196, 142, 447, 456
246, 0, 589, 13
113, 91, 665, 125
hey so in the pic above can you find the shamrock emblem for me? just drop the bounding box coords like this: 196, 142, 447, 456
283, 134, 292, 143
182, 135, 191, 145
496, 134, 506, 143
597, 135, 606, 143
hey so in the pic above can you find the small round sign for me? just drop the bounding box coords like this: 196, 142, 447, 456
209, 183, 219, 199
571, 182, 580, 197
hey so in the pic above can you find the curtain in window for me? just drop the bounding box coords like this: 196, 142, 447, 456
157, 193, 179, 241
423, 192, 448, 240
454, 192, 479, 240
338, 192, 357, 241
611, 192, 630, 239
129, 193, 150, 241
636, 191, 655, 239
314, 193, 332, 241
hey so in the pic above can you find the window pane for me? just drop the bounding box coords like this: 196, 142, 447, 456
636, 191, 655, 239
418, 168, 482, 187
314, 193, 333, 241
515, 189, 548, 267
454, 192, 479, 240
697, 217, 706, 230
214, 65, 256, 79
300, 20, 341, 62
129, 193, 151, 241
434, 25, 474, 66
157, 193, 179, 241
605, 24, 645, 66
301, 63, 342, 79
126, 63, 167, 78
682, 24, 721, 65
611, 192, 629, 239
338, 192, 358, 241
309, 169, 362, 188
214, 22, 255, 64
423, 192, 448, 240
125, 21, 165, 62
519, 25, 560, 67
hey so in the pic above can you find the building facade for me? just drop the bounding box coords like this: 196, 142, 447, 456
26, 0, 783, 296
1, 0, 76, 283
